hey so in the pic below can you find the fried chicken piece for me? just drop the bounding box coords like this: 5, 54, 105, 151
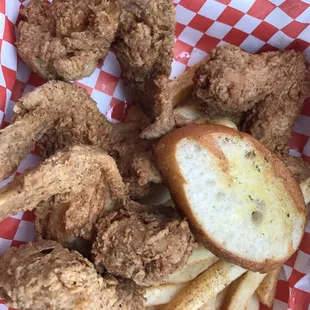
0, 241, 119, 310
0, 146, 126, 234
113, 0, 175, 86
0, 240, 145, 310
139, 65, 199, 139
17, 0, 119, 81
0, 81, 159, 198
243, 83, 309, 154
115, 279, 146, 310
280, 155, 310, 183
194, 46, 309, 138
35, 180, 125, 247
112, 0, 175, 135
92, 204, 196, 286
0, 81, 113, 181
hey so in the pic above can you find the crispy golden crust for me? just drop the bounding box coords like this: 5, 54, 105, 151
193, 46, 310, 153
0, 241, 119, 310
1, 81, 158, 198
139, 63, 201, 139
194, 46, 309, 126
114, 279, 146, 310
280, 155, 310, 183
0, 145, 127, 223
17, 0, 120, 81
92, 205, 196, 286
154, 124, 306, 272
113, 0, 175, 85
112, 0, 175, 138
34, 178, 125, 246
256, 266, 281, 307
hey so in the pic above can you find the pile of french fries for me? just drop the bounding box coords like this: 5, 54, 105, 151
144, 246, 280, 310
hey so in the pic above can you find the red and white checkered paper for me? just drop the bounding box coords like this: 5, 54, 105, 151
0, 0, 310, 309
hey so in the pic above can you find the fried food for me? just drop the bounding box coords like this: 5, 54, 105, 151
34, 181, 119, 245
194, 46, 309, 142
113, 0, 175, 87
17, 0, 119, 81
0, 240, 145, 310
92, 204, 196, 286
113, 0, 175, 137
166, 245, 218, 284
161, 260, 246, 310
0, 240, 118, 310
0, 81, 159, 198
280, 155, 310, 183
114, 278, 146, 310
0, 146, 127, 239
222, 271, 266, 310
256, 266, 281, 308
145, 283, 187, 307
173, 105, 238, 129
0, 81, 111, 181
140, 63, 201, 139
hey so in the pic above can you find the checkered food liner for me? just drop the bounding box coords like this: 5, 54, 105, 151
0, 0, 310, 309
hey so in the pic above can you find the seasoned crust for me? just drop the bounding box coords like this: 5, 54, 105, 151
155, 124, 306, 272
0, 81, 159, 198
280, 154, 310, 183
17, 0, 120, 81
0, 145, 127, 224
193, 46, 310, 154
92, 204, 196, 286
113, 0, 175, 86
0, 241, 118, 310
112, 0, 176, 139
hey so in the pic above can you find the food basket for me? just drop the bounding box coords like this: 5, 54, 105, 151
0, 0, 309, 309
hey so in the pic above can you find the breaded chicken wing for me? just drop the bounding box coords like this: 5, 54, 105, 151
93, 204, 196, 286
17, 0, 120, 81
0, 146, 127, 243
0, 81, 160, 198
0, 241, 118, 310
280, 155, 310, 183
113, 0, 175, 87
0, 240, 145, 310
112, 0, 175, 137
193, 46, 310, 153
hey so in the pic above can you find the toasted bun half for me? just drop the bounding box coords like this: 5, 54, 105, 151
155, 124, 306, 272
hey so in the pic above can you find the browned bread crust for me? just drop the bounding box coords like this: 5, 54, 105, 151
155, 124, 306, 272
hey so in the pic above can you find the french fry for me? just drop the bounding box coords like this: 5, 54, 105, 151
222, 271, 266, 310
167, 253, 219, 284
214, 286, 230, 309
161, 260, 246, 310
173, 105, 237, 130
198, 296, 217, 310
256, 266, 281, 307
145, 283, 187, 307
210, 118, 238, 130
168, 61, 206, 109
245, 293, 260, 310
300, 177, 310, 214
173, 105, 205, 121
